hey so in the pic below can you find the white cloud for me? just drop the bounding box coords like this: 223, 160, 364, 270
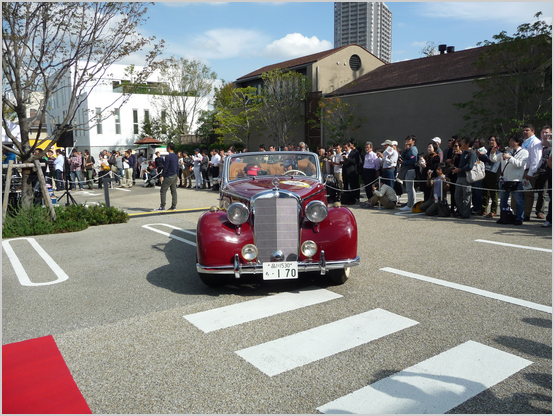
262, 33, 332, 59
411, 41, 428, 47
417, 2, 551, 25
179, 28, 271, 60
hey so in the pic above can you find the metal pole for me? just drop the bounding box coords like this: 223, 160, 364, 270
377, 175, 382, 210
103, 177, 111, 207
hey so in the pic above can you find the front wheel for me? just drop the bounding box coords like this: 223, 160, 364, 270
199, 272, 227, 287
328, 267, 350, 285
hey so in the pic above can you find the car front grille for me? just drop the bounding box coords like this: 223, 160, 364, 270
253, 197, 299, 262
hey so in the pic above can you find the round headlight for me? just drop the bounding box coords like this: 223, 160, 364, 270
305, 200, 328, 223
227, 202, 249, 225
241, 244, 258, 261
301, 240, 318, 258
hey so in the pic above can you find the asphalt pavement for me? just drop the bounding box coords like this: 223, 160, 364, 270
2, 178, 552, 414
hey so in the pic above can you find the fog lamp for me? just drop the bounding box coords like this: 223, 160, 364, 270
301, 240, 318, 258
241, 244, 258, 261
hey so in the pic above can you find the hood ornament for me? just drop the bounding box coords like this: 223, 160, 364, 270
272, 177, 280, 190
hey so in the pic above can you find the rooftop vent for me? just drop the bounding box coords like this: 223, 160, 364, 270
447, 46, 455, 53
438, 44, 447, 54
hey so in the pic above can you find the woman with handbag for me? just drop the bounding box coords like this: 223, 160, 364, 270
490, 135, 529, 225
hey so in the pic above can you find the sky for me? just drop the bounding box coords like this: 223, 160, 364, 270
124, 1, 552, 87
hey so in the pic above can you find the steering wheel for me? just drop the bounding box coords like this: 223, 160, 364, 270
284, 169, 306, 176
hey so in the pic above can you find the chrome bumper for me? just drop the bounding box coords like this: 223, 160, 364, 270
197, 250, 360, 278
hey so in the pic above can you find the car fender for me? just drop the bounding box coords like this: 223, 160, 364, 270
300, 206, 357, 262
196, 210, 254, 266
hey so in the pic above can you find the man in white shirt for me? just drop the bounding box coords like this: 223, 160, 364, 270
54, 149, 65, 191
491, 135, 529, 225
378, 140, 398, 188
517, 124, 542, 220
210, 149, 221, 185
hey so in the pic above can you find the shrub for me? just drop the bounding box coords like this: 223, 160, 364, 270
2, 203, 129, 238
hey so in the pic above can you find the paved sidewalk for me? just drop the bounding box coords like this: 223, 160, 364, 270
52, 179, 221, 215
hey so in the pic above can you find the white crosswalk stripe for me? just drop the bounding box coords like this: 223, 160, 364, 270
235, 308, 419, 377
184, 286, 342, 333
317, 340, 532, 414
183, 284, 533, 413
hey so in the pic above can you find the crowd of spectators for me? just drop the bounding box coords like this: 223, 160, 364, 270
315, 124, 552, 228
3, 125, 551, 227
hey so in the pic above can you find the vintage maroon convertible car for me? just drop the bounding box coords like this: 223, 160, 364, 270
196, 151, 359, 286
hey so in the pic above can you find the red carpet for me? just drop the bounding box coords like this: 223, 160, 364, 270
2, 335, 91, 414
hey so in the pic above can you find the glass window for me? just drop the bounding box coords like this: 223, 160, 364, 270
96, 108, 102, 134
133, 109, 138, 134
115, 108, 121, 134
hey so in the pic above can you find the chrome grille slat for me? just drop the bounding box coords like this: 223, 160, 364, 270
254, 197, 299, 262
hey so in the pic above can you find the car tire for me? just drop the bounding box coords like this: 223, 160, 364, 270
197, 255, 227, 287
198, 272, 227, 287
328, 267, 350, 285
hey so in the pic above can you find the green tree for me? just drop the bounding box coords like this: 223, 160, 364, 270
150, 56, 217, 136
215, 86, 260, 150
2, 2, 163, 207
312, 95, 364, 146
213, 81, 234, 110
195, 108, 218, 144
455, 12, 552, 139
257, 69, 309, 148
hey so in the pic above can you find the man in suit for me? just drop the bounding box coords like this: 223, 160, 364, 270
343, 141, 361, 202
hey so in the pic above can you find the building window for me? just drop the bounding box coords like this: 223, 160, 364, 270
115, 108, 121, 134
133, 109, 139, 134
349, 54, 362, 71
144, 109, 150, 124
95, 108, 102, 134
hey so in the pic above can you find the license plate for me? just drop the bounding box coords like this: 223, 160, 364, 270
263, 261, 298, 280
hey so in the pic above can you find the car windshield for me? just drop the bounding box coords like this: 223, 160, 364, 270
226, 152, 319, 181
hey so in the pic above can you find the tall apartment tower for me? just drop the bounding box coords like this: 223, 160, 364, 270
334, 2, 392, 63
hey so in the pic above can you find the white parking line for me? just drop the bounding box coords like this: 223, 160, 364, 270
381, 267, 552, 314
142, 223, 196, 247
317, 340, 532, 414
475, 239, 552, 253
185, 286, 342, 333
235, 309, 418, 377
2, 238, 69, 286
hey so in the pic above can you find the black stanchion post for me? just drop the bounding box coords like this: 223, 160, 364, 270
103, 177, 112, 207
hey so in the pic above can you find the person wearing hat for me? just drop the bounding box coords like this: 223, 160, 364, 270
432, 137, 443, 162
378, 139, 398, 188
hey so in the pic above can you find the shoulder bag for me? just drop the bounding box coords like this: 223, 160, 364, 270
466, 153, 485, 183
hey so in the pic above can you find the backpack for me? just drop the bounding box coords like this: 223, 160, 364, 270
108, 154, 116, 166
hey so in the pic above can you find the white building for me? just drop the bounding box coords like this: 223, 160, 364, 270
334, 2, 392, 64
46, 63, 207, 157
